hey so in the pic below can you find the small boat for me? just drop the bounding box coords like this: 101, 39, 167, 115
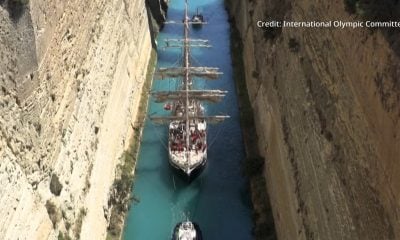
172, 221, 203, 240
191, 8, 205, 27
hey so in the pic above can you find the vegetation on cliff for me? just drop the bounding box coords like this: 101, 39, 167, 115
344, 0, 398, 20
106, 49, 157, 240
344, 0, 400, 112
74, 208, 87, 239
9, 0, 29, 4
1, 0, 29, 21
45, 200, 60, 228
344, 0, 400, 56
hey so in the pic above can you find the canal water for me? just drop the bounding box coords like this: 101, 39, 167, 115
123, 0, 253, 239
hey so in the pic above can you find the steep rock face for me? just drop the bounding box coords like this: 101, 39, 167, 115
0, 0, 152, 239
146, 0, 168, 27
226, 0, 400, 239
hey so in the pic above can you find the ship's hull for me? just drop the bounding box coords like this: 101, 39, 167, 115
168, 120, 207, 180
191, 14, 204, 29
151, 0, 229, 184
191, 22, 203, 29
169, 153, 207, 181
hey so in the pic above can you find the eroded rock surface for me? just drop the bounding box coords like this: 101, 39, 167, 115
226, 0, 400, 239
0, 0, 152, 239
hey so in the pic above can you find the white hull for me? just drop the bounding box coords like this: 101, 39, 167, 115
168, 120, 207, 176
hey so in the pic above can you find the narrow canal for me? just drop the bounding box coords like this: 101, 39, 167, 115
123, 0, 253, 239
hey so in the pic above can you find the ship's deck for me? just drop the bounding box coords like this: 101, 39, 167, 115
169, 121, 207, 169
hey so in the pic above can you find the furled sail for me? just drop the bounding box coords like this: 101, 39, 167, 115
150, 115, 230, 125
151, 90, 227, 103
155, 67, 223, 80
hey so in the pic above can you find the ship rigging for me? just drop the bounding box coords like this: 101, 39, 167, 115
150, 0, 229, 179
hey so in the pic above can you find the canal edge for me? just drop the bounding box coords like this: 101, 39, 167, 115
227, 11, 278, 240
106, 49, 157, 240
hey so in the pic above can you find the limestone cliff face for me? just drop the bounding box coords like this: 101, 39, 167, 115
0, 0, 152, 239
226, 0, 400, 239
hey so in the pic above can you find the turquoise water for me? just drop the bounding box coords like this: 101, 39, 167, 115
123, 0, 253, 239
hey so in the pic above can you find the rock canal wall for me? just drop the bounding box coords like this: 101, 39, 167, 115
0, 0, 155, 239
226, 0, 400, 239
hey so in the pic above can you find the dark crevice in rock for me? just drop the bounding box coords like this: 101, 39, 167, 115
2, 0, 29, 22
50, 173, 63, 196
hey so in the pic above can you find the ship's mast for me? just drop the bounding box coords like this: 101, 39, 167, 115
150, 0, 230, 175
184, 0, 191, 170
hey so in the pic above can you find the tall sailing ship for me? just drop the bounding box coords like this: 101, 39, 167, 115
151, 0, 229, 179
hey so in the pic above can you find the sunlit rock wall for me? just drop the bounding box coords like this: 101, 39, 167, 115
0, 0, 152, 239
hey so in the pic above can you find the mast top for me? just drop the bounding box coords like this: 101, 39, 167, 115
150, 0, 228, 124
